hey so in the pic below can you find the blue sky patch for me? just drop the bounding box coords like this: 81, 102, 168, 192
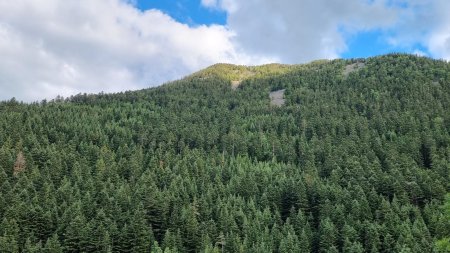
342, 29, 429, 59
342, 29, 397, 59
136, 0, 226, 26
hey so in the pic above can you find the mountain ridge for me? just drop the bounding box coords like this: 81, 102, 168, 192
0, 53, 448, 251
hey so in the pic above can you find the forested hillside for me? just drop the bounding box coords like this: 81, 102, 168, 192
0, 54, 449, 252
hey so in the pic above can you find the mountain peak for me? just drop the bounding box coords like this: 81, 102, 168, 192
188, 63, 294, 83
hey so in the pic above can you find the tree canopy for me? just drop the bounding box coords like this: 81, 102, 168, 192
0, 54, 448, 252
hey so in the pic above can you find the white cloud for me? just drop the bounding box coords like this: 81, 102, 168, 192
201, 0, 218, 8
205, 0, 398, 63
425, 1, 450, 60
412, 49, 427, 57
380, 0, 450, 60
201, 0, 237, 12
429, 32, 450, 60
0, 0, 254, 102
206, 0, 450, 62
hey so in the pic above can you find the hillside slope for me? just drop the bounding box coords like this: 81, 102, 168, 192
0, 54, 449, 252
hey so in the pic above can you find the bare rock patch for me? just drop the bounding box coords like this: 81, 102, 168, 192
270, 89, 285, 106
231, 80, 241, 90
344, 62, 365, 76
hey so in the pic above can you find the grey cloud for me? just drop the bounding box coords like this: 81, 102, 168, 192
221, 0, 398, 63
205, 0, 450, 62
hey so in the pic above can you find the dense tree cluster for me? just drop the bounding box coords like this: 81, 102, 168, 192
0, 54, 448, 252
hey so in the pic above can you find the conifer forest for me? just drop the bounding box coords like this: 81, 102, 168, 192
0, 54, 449, 252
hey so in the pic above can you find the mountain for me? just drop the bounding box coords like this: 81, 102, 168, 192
0, 54, 449, 252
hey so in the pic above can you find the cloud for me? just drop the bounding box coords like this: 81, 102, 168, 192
412, 49, 427, 57
374, 0, 450, 60
423, 1, 450, 60
205, 0, 450, 62
201, 0, 217, 8
1, 0, 450, 101
0, 0, 255, 102
201, 0, 237, 12
203, 0, 399, 63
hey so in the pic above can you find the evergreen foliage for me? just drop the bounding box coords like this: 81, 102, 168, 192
0, 54, 448, 252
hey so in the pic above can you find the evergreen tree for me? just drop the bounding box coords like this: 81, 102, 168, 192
44, 234, 63, 253
319, 218, 337, 253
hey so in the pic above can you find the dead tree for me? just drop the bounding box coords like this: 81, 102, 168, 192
13, 151, 26, 176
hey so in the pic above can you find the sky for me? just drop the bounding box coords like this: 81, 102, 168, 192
0, 0, 449, 102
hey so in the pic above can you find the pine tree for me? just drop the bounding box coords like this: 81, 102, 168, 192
319, 218, 337, 253
151, 241, 164, 253
163, 229, 183, 252
299, 229, 311, 253
23, 238, 42, 253
182, 205, 200, 253
63, 214, 86, 252
279, 232, 299, 253
343, 239, 364, 253
364, 223, 380, 252
0, 218, 20, 253
44, 234, 63, 253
